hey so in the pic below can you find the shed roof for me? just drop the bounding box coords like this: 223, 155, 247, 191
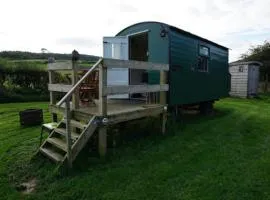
116, 21, 228, 50
229, 61, 263, 66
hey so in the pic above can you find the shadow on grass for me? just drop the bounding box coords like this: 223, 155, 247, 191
68, 106, 235, 174
23, 106, 236, 179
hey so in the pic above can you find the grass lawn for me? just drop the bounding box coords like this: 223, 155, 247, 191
1, 96, 270, 199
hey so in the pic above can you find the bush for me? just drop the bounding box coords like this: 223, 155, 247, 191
0, 59, 49, 103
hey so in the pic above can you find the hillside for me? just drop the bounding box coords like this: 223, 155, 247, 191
0, 51, 99, 62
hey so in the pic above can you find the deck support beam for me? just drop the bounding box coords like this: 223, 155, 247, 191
98, 63, 107, 156
161, 109, 167, 135
160, 71, 167, 134
65, 98, 72, 168
98, 126, 107, 157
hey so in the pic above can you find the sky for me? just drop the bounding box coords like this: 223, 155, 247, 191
0, 0, 269, 62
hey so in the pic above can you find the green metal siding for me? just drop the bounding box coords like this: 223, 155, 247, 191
169, 29, 229, 105
116, 22, 229, 106
116, 22, 169, 84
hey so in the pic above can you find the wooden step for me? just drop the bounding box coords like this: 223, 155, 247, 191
63, 119, 86, 130
40, 147, 65, 163
47, 137, 67, 152
54, 128, 80, 140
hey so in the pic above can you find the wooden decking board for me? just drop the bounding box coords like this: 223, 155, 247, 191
47, 137, 67, 152
50, 102, 164, 125
62, 119, 86, 130
54, 128, 80, 140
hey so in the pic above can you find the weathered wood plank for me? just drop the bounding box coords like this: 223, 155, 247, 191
103, 58, 169, 71
48, 71, 57, 121
49, 104, 65, 115
48, 62, 73, 70
71, 61, 79, 109
160, 71, 167, 105
65, 99, 72, 168
48, 84, 73, 93
104, 84, 169, 95
48, 62, 99, 71
107, 106, 164, 124
71, 116, 97, 161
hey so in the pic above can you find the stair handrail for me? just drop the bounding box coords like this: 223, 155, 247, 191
56, 58, 103, 107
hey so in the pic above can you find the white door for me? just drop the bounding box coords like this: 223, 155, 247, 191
248, 65, 259, 95
103, 36, 129, 99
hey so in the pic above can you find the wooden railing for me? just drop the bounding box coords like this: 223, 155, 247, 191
56, 58, 102, 106
48, 58, 102, 164
99, 58, 169, 116
48, 57, 169, 159
97, 58, 169, 156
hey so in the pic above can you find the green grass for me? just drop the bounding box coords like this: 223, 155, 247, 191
1, 96, 270, 199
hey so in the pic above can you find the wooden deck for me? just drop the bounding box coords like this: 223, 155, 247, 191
50, 99, 165, 124
42, 57, 169, 167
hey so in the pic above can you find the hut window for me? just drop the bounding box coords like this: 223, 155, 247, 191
239, 66, 244, 72
198, 56, 208, 72
199, 46, 209, 57
197, 45, 209, 72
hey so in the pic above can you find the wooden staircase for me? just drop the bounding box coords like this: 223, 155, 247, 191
40, 115, 98, 164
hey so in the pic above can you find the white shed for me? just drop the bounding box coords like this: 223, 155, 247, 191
229, 61, 262, 98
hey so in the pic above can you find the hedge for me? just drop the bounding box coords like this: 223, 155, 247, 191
0, 59, 68, 103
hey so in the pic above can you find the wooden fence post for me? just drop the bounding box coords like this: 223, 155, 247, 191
98, 62, 107, 157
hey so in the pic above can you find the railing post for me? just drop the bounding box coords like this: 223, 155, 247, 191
65, 98, 72, 168
48, 67, 57, 122
160, 70, 167, 134
160, 71, 167, 105
72, 60, 79, 110
98, 62, 107, 157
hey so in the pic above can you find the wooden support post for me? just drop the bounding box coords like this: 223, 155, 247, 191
160, 71, 167, 105
72, 61, 79, 109
65, 98, 72, 168
48, 70, 57, 122
161, 110, 167, 135
160, 70, 167, 134
98, 127, 107, 157
98, 63, 107, 157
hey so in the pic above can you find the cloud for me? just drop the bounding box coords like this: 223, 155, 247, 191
114, 3, 138, 12
56, 37, 98, 48
0, 0, 269, 61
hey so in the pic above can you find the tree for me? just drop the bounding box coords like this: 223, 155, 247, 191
240, 41, 270, 92
41, 48, 48, 53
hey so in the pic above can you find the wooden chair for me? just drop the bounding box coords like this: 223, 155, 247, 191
39, 122, 58, 146
79, 70, 99, 104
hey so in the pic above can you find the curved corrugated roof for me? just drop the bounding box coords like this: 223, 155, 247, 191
229, 61, 263, 66
116, 21, 228, 50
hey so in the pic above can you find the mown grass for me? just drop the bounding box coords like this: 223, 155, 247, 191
1, 96, 270, 199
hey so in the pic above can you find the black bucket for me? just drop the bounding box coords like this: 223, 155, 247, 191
19, 109, 43, 126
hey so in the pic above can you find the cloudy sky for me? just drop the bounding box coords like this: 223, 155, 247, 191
0, 0, 269, 61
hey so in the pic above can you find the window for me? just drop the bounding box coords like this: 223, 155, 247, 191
198, 45, 209, 72
198, 56, 208, 72
238, 66, 244, 72
199, 46, 209, 57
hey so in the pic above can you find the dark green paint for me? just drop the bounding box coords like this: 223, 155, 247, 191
117, 22, 229, 106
